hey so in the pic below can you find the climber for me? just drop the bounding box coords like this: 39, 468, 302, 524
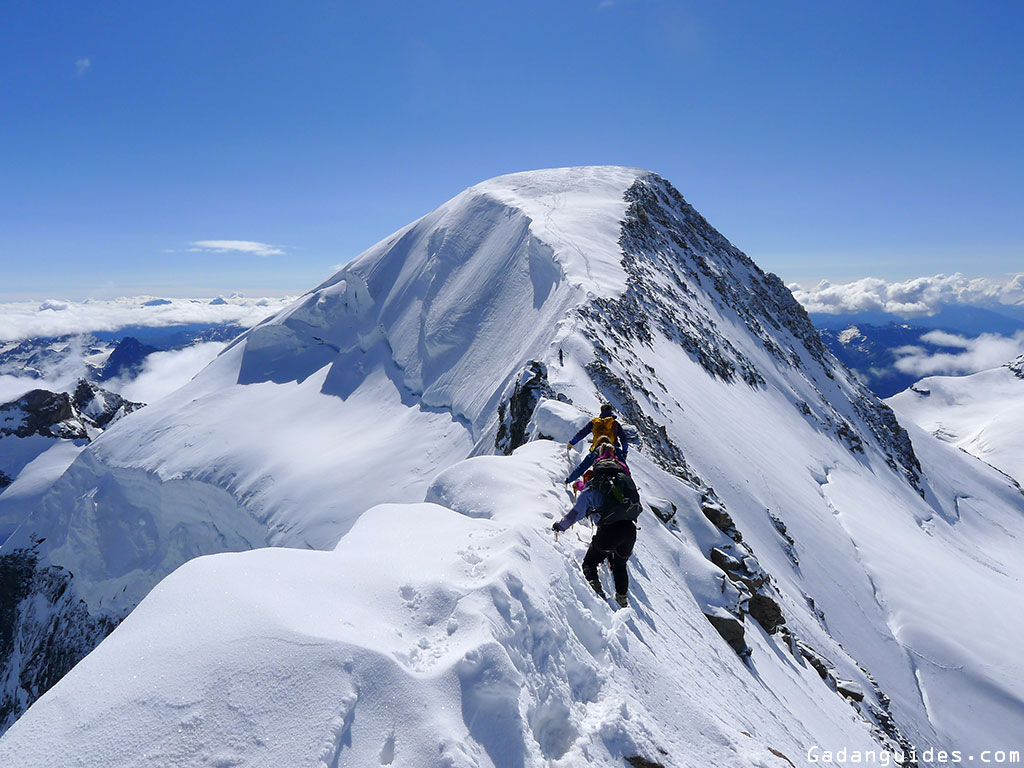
566, 402, 629, 484
552, 444, 642, 608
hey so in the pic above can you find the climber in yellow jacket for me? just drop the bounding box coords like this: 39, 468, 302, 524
566, 403, 630, 484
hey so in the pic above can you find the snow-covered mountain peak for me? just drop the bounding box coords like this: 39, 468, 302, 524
462, 165, 646, 294
2, 168, 1023, 760
228, 166, 648, 438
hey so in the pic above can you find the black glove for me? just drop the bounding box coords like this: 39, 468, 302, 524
551, 523, 561, 532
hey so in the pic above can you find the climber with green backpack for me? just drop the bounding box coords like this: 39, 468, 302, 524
552, 441, 642, 608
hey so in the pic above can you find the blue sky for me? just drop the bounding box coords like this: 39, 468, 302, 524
2, 0, 1021, 299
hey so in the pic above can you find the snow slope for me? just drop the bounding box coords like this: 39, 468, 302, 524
0, 443, 889, 768
2, 167, 1023, 762
888, 355, 1024, 484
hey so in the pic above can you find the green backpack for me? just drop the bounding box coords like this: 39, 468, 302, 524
591, 458, 642, 525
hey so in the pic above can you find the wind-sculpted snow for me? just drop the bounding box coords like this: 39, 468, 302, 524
0, 443, 889, 768
2, 166, 1023, 756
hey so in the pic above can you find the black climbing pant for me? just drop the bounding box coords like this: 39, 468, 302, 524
582, 520, 637, 595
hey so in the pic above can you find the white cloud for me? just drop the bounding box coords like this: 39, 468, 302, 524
189, 240, 285, 257
0, 337, 93, 403
893, 330, 1024, 377
789, 273, 1024, 317
75, 57, 91, 77
0, 296, 296, 342
110, 342, 227, 404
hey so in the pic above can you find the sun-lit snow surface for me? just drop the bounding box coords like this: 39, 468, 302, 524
888, 357, 1024, 485
0, 439, 85, 542
0, 167, 646, 699
1, 443, 885, 768
3, 167, 1024, 760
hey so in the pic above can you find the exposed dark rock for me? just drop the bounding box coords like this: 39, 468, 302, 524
797, 642, 833, 680
495, 361, 557, 455
709, 546, 741, 572
577, 174, 925, 496
804, 593, 827, 627
72, 379, 144, 428
704, 611, 748, 656
748, 593, 786, 635
767, 509, 799, 566
625, 756, 666, 768
767, 746, 797, 767
0, 543, 120, 733
851, 397, 922, 494
700, 500, 741, 541
709, 540, 786, 634
836, 680, 865, 702
0, 471, 11, 490
1008, 355, 1024, 379
0, 380, 143, 442
647, 498, 677, 524
777, 626, 802, 659
0, 390, 82, 439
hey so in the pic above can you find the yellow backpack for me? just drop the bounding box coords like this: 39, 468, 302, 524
590, 416, 617, 450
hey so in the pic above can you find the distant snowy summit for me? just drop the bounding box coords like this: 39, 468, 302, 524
2, 167, 1023, 764
889, 353, 1024, 484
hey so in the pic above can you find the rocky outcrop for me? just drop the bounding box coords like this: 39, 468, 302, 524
767, 509, 799, 566
701, 499, 741, 541
0, 541, 119, 734
70, 379, 144, 429
0, 390, 82, 439
0, 380, 143, 441
582, 173, 923, 496
625, 754, 668, 768
496, 362, 561, 454
703, 608, 747, 657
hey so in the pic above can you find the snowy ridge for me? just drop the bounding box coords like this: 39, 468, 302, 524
1, 167, 1023, 762
0, 443, 888, 768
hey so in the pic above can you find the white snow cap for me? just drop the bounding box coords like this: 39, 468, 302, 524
464, 165, 646, 295
4, 165, 1024, 766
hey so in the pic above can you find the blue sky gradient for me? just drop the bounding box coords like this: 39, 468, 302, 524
2, 1, 1022, 299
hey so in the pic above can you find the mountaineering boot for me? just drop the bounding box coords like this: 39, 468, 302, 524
615, 593, 629, 608
588, 579, 606, 598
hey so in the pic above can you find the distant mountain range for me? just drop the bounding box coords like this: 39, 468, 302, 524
810, 303, 1024, 336
812, 306, 1024, 398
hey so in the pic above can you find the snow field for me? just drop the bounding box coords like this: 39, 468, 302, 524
1, 441, 884, 767
888, 363, 1024, 485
